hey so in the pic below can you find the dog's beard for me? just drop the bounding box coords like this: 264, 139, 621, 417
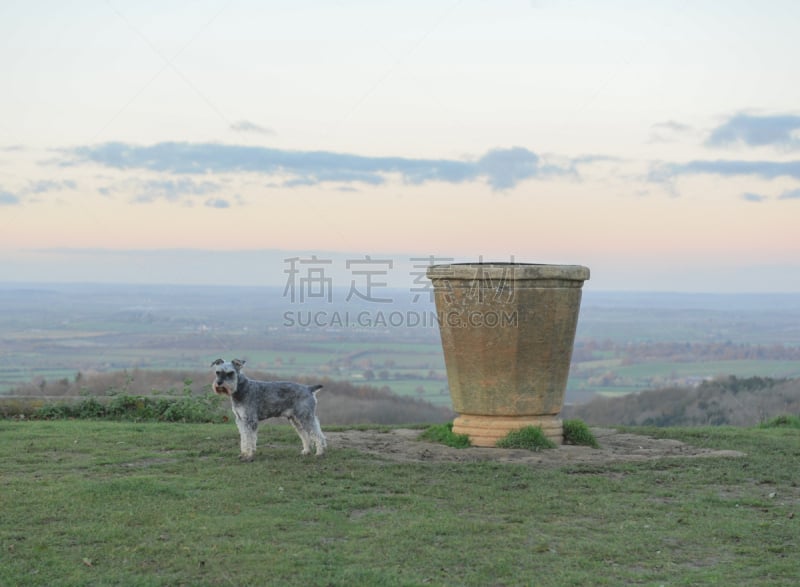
213, 383, 232, 396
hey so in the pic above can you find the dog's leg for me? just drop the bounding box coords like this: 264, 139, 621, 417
235, 412, 257, 462
234, 413, 249, 459
288, 415, 312, 455
310, 416, 327, 456
243, 420, 258, 462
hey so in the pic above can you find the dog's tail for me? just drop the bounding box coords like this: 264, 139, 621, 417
309, 384, 323, 396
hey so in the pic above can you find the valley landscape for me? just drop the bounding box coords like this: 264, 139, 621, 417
2, 282, 799, 420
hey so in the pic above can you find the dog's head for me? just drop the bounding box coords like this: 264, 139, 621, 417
210, 358, 245, 395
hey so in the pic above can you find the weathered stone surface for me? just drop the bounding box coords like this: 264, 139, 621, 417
427, 263, 589, 446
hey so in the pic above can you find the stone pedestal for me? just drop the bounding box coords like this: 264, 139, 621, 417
427, 263, 589, 446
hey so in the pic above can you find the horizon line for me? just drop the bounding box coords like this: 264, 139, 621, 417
1, 280, 798, 296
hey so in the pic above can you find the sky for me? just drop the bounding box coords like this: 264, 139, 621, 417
1, 0, 800, 292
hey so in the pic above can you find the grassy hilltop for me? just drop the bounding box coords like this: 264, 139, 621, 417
2, 419, 798, 586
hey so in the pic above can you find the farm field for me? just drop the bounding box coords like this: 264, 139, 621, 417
2, 283, 799, 407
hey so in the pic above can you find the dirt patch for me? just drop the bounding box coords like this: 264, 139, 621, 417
326, 428, 746, 466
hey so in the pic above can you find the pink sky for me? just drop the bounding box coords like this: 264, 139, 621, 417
2, 2, 800, 291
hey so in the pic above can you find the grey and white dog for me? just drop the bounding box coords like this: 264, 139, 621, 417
211, 358, 327, 461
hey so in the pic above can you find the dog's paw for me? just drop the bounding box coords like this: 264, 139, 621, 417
239, 453, 255, 462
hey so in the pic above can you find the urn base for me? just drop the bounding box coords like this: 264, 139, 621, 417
453, 414, 563, 447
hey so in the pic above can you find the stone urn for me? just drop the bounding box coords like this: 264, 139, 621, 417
426, 263, 589, 447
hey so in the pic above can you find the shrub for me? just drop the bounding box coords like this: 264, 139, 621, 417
77, 398, 106, 419
496, 426, 556, 451
159, 394, 224, 423
35, 403, 76, 420
759, 414, 800, 429
33, 393, 224, 423
563, 419, 600, 448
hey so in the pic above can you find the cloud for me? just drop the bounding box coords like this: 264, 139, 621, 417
477, 147, 540, 190
204, 198, 230, 208
65, 142, 562, 191
0, 191, 20, 205
230, 120, 275, 135
778, 188, 800, 200
706, 113, 800, 150
741, 192, 767, 203
0, 180, 78, 203
654, 120, 692, 133
132, 178, 221, 204
648, 120, 694, 144
27, 179, 77, 194
570, 154, 620, 165
651, 159, 800, 182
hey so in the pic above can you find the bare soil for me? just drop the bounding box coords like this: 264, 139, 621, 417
326, 428, 746, 466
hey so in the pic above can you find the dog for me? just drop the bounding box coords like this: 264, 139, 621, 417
211, 358, 326, 461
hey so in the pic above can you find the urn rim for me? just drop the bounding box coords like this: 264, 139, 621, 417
426, 262, 590, 282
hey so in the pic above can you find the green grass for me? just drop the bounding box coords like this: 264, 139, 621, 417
2, 420, 799, 586
419, 422, 472, 448
496, 426, 557, 450
563, 419, 600, 448
421, 420, 599, 450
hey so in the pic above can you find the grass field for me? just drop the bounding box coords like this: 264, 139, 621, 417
613, 359, 800, 381
571, 359, 800, 398
2, 420, 798, 586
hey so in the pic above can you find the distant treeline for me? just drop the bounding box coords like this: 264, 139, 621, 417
5, 369, 454, 426
564, 376, 800, 427
573, 340, 800, 363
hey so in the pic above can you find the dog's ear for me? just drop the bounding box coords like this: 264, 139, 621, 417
210, 358, 224, 367
232, 359, 245, 370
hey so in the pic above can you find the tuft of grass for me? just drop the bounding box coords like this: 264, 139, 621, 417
496, 425, 557, 450
419, 422, 472, 448
563, 419, 600, 448
759, 414, 800, 429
